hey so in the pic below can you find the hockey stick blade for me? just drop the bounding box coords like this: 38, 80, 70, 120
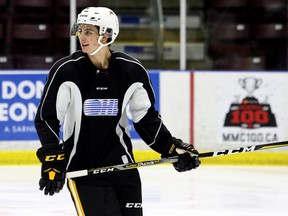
66, 140, 288, 178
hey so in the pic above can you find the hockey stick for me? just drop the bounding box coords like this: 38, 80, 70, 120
66, 140, 288, 178
198, 140, 288, 158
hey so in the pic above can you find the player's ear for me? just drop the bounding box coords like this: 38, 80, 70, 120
100, 32, 109, 44
100, 37, 107, 44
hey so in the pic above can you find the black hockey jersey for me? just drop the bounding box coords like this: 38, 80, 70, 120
35, 50, 173, 172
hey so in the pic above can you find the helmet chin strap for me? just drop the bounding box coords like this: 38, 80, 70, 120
88, 45, 104, 56
88, 36, 113, 56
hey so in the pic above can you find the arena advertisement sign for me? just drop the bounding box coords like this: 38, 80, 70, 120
194, 71, 288, 150
222, 75, 279, 143
0, 70, 160, 141
0, 71, 47, 140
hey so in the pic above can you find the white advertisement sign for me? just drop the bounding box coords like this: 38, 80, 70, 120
194, 71, 288, 151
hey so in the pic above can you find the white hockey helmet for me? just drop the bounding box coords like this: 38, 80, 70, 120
71, 7, 119, 47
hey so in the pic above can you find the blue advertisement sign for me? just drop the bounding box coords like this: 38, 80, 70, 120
0, 71, 47, 140
0, 70, 160, 141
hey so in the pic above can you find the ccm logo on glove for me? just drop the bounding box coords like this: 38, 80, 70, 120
45, 154, 65, 161
125, 203, 142, 208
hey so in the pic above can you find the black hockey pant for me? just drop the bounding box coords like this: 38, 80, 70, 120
67, 170, 143, 216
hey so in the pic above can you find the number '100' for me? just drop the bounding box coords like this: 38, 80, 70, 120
230, 110, 268, 124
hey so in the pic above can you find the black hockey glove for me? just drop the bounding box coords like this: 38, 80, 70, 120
36, 143, 66, 196
164, 137, 200, 172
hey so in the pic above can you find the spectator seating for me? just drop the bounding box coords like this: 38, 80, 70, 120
210, 23, 249, 41
214, 56, 265, 70
205, 0, 247, 8
248, 0, 287, 9
0, 0, 286, 70
11, 23, 52, 55
251, 23, 287, 39
13, 55, 55, 69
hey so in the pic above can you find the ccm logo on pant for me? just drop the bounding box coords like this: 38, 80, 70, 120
125, 203, 142, 208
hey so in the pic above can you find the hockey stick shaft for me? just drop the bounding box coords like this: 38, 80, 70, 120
66, 156, 178, 178
66, 140, 288, 178
199, 140, 288, 158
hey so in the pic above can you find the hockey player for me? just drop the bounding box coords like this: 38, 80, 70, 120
35, 7, 200, 216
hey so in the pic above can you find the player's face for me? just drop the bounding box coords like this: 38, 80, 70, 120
77, 24, 100, 53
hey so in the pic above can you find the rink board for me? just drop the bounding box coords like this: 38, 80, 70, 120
1, 70, 288, 165
0, 150, 288, 166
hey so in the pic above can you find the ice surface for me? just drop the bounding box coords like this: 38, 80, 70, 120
0, 165, 287, 216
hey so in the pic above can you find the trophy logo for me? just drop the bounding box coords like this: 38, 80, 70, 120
224, 77, 277, 129
239, 77, 261, 97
